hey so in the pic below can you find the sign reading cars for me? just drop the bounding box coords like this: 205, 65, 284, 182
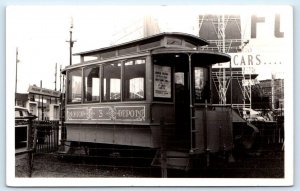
213, 53, 283, 68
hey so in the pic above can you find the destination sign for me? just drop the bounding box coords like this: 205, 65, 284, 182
154, 65, 171, 98
66, 106, 146, 122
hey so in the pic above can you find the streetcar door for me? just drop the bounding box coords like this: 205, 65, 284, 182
152, 53, 191, 149
174, 63, 190, 148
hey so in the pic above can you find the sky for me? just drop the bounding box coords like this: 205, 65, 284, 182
6, 5, 293, 93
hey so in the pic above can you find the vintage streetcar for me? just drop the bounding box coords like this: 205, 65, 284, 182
60, 32, 246, 170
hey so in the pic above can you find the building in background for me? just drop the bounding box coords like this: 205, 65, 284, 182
15, 85, 61, 121
259, 78, 284, 110
15, 93, 28, 108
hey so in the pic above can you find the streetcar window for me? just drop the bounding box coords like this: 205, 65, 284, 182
67, 69, 82, 103
175, 72, 185, 86
194, 67, 209, 103
166, 37, 182, 46
84, 66, 100, 102
102, 62, 121, 101
124, 59, 145, 100
83, 56, 98, 62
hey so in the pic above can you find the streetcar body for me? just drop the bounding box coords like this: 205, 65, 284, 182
62, 33, 234, 166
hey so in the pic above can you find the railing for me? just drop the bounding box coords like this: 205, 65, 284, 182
33, 120, 59, 153
251, 121, 284, 146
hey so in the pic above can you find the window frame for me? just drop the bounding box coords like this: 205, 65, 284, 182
193, 66, 210, 104
66, 56, 148, 104
67, 68, 83, 104
83, 65, 101, 103
101, 61, 122, 102
123, 58, 146, 101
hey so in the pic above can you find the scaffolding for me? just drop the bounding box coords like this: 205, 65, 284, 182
199, 14, 256, 111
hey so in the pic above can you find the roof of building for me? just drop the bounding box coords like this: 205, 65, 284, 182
15, 93, 28, 101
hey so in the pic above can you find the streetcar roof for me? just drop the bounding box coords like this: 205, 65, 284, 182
73, 32, 209, 56
151, 48, 231, 64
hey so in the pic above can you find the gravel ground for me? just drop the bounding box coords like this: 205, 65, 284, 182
16, 153, 159, 178
15, 145, 284, 178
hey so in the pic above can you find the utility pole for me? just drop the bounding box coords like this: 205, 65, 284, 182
66, 17, 76, 66
40, 80, 44, 120
62, 17, 76, 142
54, 63, 58, 103
54, 63, 57, 91
271, 74, 275, 110
59, 65, 62, 92
15, 48, 19, 105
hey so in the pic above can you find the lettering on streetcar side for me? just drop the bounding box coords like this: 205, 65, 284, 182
66, 106, 146, 122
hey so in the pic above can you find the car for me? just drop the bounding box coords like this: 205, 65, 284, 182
15, 106, 37, 148
243, 108, 265, 122
15, 106, 31, 118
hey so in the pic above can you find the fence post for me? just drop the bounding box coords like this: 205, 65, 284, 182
204, 100, 210, 167
28, 116, 37, 177
56, 121, 59, 149
160, 118, 167, 178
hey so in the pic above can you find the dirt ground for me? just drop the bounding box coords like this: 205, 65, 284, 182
15, 146, 284, 178
16, 153, 154, 177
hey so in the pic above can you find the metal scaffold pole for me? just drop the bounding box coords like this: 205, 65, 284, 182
199, 14, 254, 111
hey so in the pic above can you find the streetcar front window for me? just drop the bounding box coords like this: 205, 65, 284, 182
67, 69, 82, 103
84, 66, 100, 102
102, 62, 121, 101
194, 67, 209, 103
